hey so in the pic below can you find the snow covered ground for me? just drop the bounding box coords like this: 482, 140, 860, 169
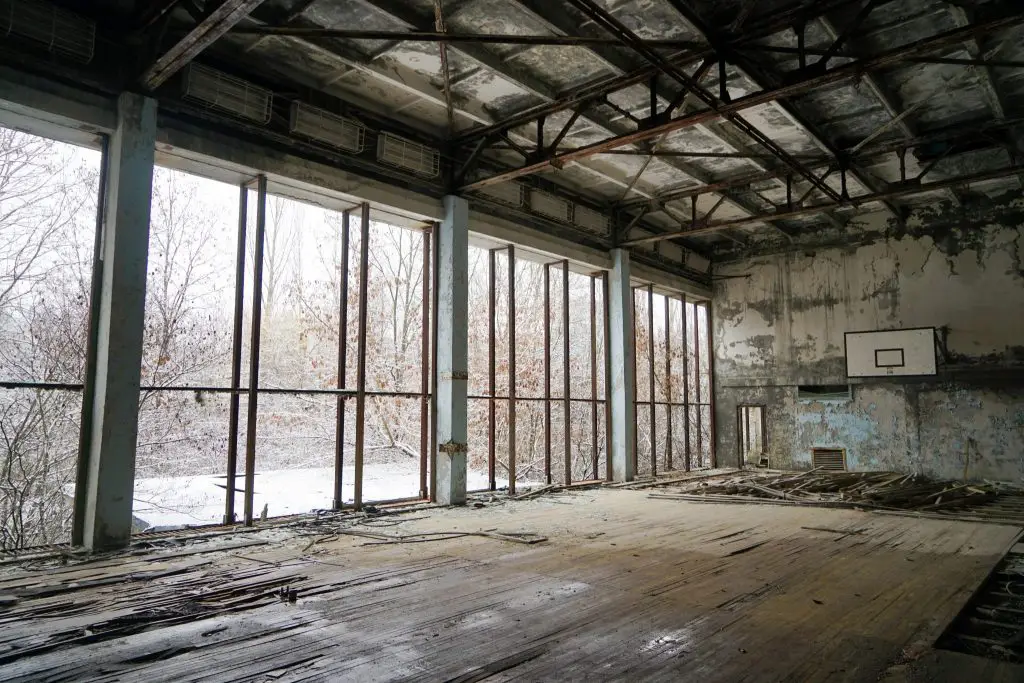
131, 463, 502, 528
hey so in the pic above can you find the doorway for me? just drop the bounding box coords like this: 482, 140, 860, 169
737, 405, 767, 467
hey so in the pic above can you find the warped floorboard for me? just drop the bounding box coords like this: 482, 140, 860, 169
0, 490, 1020, 682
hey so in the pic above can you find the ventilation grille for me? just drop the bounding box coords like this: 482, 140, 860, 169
811, 448, 847, 472
574, 203, 610, 234
376, 132, 439, 177
0, 0, 95, 63
182, 63, 272, 124
530, 190, 571, 222
478, 181, 524, 207
289, 101, 365, 153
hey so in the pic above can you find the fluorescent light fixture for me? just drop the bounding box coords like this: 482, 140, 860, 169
574, 203, 610, 235
478, 181, 525, 207
289, 101, 365, 154
530, 190, 571, 222
0, 0, 95, 63
182, 63, 273, 125
376, 132, 440, 178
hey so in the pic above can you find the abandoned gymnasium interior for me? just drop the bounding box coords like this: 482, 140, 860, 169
0, 0, 1023, 679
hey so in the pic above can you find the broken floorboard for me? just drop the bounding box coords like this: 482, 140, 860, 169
0, 490, 1020, 681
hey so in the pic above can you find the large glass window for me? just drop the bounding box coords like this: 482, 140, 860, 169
133, 167, 239, 529
634, 288, 715, 474
0, 127, 101, 549
467, 248, 608, 493
130, 177, 437, 526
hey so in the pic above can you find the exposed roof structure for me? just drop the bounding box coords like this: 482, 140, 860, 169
6, 0, 1024, 279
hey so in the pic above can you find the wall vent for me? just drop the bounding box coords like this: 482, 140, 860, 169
0, 0, 95, 63
530, 190, 571, 222
798, 384, 851, 401
574, 203, 610, 234
289, 102, 365, 154
811, 448, 847, 472
182, 63, 273, 125
376, 132, 440, 177
478, 181, 524, 207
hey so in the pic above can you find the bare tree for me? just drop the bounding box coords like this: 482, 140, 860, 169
0, 130, 97, 549
260, 196, 300, 321
135, 168, 234, 482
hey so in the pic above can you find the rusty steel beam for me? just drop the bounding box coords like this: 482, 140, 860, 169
694, 302, 703, 467
590, 274, 599, 481
622, 164, 1024, 245
631, 288, 639, 473
487, 248, 497, 491
460, 11, 1024, 191
562, 260, 571, 486
706, 302, 716, 468
419, 229, 430, 500
353, 202, 370, 511
543, 262, 552, 484
681, 294, 690, 472
602, 272, 612, 482
224, 179, 248, 524
242, 174, 267, 527
646, 284, 656, 476
429, 222, 440, 502
333, 210, 351, 510
141, 0, 266, 89
556, 149, 825, 161
229, 26, 706, 48
664, 295, 673, 472
507, 245, 517, 495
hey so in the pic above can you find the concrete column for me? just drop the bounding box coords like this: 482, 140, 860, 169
608, 249, 636, 482
76, 93, 157, 550
435, 195, 469, 505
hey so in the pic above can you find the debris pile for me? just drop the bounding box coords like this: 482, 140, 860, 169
654, 469, 1021, 512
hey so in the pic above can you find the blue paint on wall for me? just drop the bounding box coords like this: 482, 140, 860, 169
793, 395, 892, 471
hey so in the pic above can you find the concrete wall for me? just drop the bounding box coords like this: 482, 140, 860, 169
713, 218, 1024, 482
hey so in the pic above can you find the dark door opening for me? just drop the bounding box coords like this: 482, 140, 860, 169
737, 405, 767, 468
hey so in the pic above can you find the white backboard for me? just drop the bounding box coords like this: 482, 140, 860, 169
845, 328, 937, 378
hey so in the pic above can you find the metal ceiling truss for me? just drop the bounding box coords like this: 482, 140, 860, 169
141, 0, 267, 89
662, 0, 908, 225
457, 7, 1024, 191
536, 0, 839, 242
236, 0, 1022, 251
616, 134, 1017, 215
620, 163, 1024, 246
324, 0, 760, 246
564, 0, 842, 205
58, 0, 1024, 266
451, 0, 907, 145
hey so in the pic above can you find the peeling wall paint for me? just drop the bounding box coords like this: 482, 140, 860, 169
713, 220, 1024, 483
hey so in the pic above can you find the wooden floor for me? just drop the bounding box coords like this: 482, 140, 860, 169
1, 488, 1022, 682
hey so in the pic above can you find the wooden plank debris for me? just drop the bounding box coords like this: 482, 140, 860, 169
652, 470, 1024, 515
